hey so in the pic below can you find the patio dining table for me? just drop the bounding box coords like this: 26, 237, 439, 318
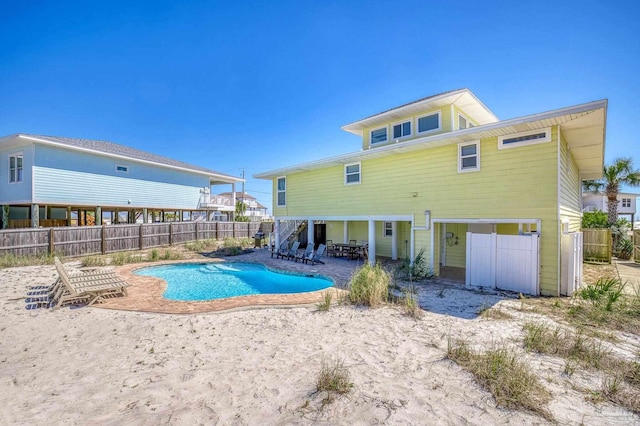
333, 243, 365, 260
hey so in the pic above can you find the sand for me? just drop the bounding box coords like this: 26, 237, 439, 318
1, 264, 639, 425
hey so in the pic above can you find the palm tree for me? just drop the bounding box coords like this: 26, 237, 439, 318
583, 157, 640, 225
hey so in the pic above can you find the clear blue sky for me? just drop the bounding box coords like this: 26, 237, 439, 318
1, 1, 639, 212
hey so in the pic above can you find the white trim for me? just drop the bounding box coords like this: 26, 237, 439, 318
498, 127, 552, 150
416, 111, 441, 135
344, 162, 361, 185
458, 140, 480, 173
275, 214, 413, 222
450, 105, 455, 132
115, 164, 129, 173
276, 176, 286, 207
391, 119, 412, 141
369, 126, 388, 145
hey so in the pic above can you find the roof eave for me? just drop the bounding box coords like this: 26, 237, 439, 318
255, 99, 608, 180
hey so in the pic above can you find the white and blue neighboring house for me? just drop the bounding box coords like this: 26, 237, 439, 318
0, 133, 244, 228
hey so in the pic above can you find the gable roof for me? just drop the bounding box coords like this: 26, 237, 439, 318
256, 98, 608, 181
341, 88, 499, 136
218, 192, 268, 209
1, 133, 243, 184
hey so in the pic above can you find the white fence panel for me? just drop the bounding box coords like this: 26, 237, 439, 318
561, 232, 583, 296
466, 232, 496, 288
496, 234, 539, 295
466, 232, 540, 295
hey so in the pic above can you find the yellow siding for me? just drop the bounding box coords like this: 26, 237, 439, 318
361, 105, 452, 150
443, 223, 467, 268
558, 130, 582, 232
273, 126, 561, 295
497, 223, 519, 235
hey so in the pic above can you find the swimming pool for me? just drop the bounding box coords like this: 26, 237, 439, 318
134, 262, 333, 301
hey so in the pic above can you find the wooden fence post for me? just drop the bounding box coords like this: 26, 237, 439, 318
49, 228, 55, 255
215, 221, 219, 240
247, 222, 251, 238
139, 224, 144, 250
195, 221, 199, 241
101, 224, 106, 254
232, 222, 236, 239
169, 223, 173, 245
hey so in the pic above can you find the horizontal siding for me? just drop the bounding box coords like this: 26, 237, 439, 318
274, 126, 562, 295
34, 144, 206, 187
31, 144, 210, 209
559, 131, 582, 232
0, 142, 33, 202
443, 223, 467, 268
33, 167, 207, 209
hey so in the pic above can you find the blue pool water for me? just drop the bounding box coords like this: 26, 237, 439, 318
134, 263, 333, 301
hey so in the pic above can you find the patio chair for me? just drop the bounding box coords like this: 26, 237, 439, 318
286, 241, 301, 260
304, 244, 326, 266
295, 244, 314, 262
274, 241, 290, 259
325, 240, 336, 257
49, 257, 129, 309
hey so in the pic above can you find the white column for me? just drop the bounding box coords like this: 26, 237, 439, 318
343, 220, 348, 243
391, 221, 398, 260
368, 218, 376, 265
275, 220, 281, 249
410, 226, 415, 265
307, 219, 314, 248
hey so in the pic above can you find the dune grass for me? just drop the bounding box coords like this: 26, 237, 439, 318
446, 338, 553, 421
348, 262, 390, 306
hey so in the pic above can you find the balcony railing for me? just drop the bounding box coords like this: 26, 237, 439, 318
199, 194, 235, 210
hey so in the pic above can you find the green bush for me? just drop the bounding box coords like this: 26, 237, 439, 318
348, 263, 390, 306
395, 248, 434, 280
582, 210, 609, 228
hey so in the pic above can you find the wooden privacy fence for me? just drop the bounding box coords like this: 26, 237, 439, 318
582, 228, 612, 264
634, 229, 640, 263
0, 221, 267, 258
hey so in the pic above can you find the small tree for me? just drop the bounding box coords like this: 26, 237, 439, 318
583, 157, 640, 225
581, 210, 608, 228
234, 200, 249, 222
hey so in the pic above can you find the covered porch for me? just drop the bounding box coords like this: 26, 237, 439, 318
274, 215, 415, 264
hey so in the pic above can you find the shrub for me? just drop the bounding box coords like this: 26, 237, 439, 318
317, 291, 333, 311
395, 248, 434, 280
110, 252, 135, 265
316, 357, 353, 396
348, 262, 390, 306
582, 210, 609, 228
81, 255, 107, 267
0, 253, 55, 268
150, 249, 159, 261
577, 277, 625, 311
447, 338, 553, 421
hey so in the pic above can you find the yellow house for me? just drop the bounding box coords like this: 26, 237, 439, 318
255, 89, 607, 296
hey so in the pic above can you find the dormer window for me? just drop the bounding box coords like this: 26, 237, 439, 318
370, 127, 388, 144
392, 121, 411, 139
417, 112, 440, 134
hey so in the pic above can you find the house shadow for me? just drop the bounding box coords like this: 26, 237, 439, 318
395, 279, 516, 320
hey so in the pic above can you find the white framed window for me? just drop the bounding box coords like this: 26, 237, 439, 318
392, 120, 411, 140
277, 176, 286, 207
9, 153, 23, 183
115, 164, 129, 173
458, 141, 480, 172
622, 198, 631, 208
345, 162, 361, 185
383, 221, 393, 237
416, 111, 441, 134
458, 113, 475, 130
370, 127, 388, 145
498, 128, 551, 149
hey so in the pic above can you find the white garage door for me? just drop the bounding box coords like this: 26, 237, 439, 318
466, 232, 540, 295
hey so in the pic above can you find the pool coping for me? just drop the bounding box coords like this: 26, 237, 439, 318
94, 258, 347, 314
